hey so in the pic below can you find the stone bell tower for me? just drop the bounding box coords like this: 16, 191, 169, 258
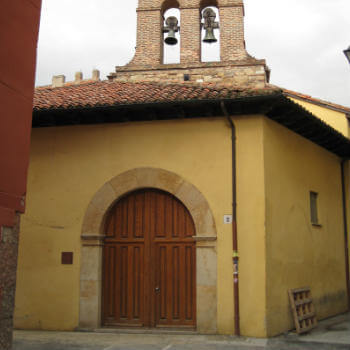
109, 0, 269, 88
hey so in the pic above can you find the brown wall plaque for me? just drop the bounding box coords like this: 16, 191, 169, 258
61, 252, 73, 265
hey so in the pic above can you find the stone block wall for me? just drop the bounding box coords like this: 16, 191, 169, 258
0, 216, 20, 350
110, 60, 268, 89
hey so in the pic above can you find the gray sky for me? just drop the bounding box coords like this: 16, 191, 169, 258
36, 0, 350, 107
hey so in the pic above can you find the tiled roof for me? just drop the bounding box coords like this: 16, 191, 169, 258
32, 79, 350, 157
282, 88, 350, 114
33, 81, 280, 111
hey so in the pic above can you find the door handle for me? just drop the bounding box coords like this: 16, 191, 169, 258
155, 286, 160, 292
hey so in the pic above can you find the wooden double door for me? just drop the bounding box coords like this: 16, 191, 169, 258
102, 188, 196, 328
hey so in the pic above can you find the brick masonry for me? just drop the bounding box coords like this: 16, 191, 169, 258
110, 0, 268, 87
0, 215, 20, 350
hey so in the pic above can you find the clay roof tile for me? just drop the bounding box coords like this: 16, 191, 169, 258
34, 81, 279, 112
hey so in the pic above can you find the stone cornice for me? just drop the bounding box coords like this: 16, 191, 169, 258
113, 59, 267, 75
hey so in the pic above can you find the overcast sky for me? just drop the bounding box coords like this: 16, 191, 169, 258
35, 0, 350, 107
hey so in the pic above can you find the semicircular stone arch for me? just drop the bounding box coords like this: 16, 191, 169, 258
79, 167, 217, 333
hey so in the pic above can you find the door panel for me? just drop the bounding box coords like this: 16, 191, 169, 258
102, 188, 196, 328
103, 244, 144, 326
155, 243, 196, 327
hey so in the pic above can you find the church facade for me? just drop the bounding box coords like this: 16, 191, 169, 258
14, 0, 350, 338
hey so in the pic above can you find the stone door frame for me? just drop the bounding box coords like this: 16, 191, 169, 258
79, 167, 217, 333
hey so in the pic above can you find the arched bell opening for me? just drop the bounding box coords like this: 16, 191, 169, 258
161, 0, 180, 15
199, 0, 218, 12
200, 3, 220, 63
162, 7, 181, 64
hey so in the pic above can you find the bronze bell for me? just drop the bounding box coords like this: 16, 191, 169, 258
202, 8, 219, 44
203, 28, 217, 43
163, 16, 179, 46
165, 29, 177, 45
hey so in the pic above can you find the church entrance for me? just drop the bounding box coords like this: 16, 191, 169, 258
102, 188, 196, 329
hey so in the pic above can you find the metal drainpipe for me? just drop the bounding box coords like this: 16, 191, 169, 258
341, 159, 350, 310
220, 101, 240, 336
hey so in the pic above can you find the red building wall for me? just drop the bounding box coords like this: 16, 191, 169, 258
0, 0, 41, 348
0, 0, 41, 225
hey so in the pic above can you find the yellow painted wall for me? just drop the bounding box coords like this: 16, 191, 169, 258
345, 160, 350, 300
234, 115, 267, 337
289, 97, 349, 138
263, 118, 348, 337
15, 116, 268, 336
15, 113, 347, 337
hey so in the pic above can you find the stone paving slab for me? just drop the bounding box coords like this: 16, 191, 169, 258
12, 332, 348, 350
13, 331, 267, 350
278, 312, 350, 346
13, 313, 350, 350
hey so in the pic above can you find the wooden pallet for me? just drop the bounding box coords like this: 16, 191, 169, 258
288, 287, 317, 334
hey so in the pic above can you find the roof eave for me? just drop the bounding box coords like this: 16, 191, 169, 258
32, 93, 350, 158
